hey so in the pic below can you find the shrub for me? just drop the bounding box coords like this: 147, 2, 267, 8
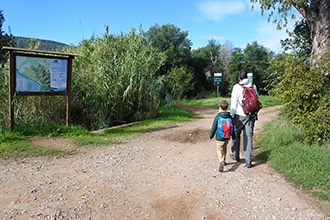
165, 66, 194, 100
270, 53, 328, 144
301, 95, 330, 143
69, 26, 166, 130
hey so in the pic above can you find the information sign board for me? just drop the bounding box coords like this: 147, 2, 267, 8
16, 55, 68, 92
214, 72, 222, 86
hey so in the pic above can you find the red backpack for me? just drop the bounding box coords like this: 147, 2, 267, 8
239, 84, 262, 115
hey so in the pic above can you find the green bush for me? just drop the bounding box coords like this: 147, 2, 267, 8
301, 92, 330, 143
166, 66, 195, 100
270, 52, 329, 144
68, 26, 166, 130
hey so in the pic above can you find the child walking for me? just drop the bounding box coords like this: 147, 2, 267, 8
209, 100, 236, 172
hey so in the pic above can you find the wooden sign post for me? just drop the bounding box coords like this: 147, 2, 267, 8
3, 47, 76, 130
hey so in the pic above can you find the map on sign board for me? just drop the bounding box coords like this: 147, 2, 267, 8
16, 56, 68, 92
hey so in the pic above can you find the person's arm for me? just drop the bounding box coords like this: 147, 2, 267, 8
209, 115, 218, 139
231, 116, 236, 140
253, 84, 259, 96
230, 84, 238, 117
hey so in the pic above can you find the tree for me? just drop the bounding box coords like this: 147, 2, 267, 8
146, 24, 193, 99
218, 41, 234, 95
209, 40, 222, 65
191, 39, 233, 96
243, 41, 273, 94
227, 42, 272, 94
204, 39, 223, 80
280, 19, 312, 62
206, 40, 234, 96
190, 40, 222, 95
227, 47, 244, 88
165, 66, 194, 100
0, 10, 14, 66
250, 0, 330, 64
268, 19, 313, 94
218, 41, 234, 77
190, 47, 210, 96
146, 24, 192, 76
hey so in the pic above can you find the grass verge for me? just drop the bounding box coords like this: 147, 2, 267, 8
256, 119, 330, 200
0, 95, 281, 159
0, 104, 194, 159
176, 95, 283, 109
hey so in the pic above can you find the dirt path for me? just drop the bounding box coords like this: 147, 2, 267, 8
0, 105, 329, 219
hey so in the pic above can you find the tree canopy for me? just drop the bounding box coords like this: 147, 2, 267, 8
250, 0, 330, 63
227, 42, 272, 95
146, 23, 192, 75
280, 19, 311, 62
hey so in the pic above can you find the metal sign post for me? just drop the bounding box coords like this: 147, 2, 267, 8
214, 73, 222, 104
247, 73, 253, 83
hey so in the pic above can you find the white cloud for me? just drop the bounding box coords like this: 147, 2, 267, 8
197, 0, 246, 21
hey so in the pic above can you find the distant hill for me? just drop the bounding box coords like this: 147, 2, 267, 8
13, 36, 70, 51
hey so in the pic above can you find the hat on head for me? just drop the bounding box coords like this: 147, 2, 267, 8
239, 70, 247, 79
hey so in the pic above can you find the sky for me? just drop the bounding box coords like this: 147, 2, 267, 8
1, 0, 299, 52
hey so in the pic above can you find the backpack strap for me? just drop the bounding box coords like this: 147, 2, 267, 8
238, 83, 246, 106
239, 83, 253, 89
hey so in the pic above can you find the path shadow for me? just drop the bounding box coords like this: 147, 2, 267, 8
225, 155, 268, 172
254, 149, 271, 165
225, 161, 242, 172
251, 159, 267, 167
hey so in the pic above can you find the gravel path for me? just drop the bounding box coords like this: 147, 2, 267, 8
0, 105, 329, 220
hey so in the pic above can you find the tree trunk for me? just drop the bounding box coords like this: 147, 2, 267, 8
296, 0, 330, 65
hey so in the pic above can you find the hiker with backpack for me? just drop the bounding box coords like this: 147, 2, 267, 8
229, 70, 262, 168
209, 100, 236, 172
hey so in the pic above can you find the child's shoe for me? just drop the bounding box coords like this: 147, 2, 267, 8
218, 161, 225, 172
